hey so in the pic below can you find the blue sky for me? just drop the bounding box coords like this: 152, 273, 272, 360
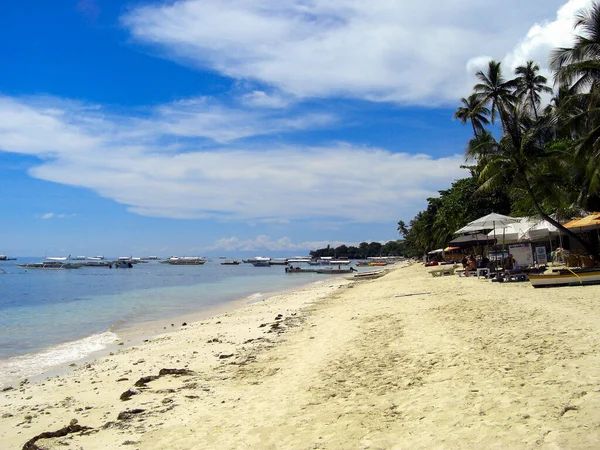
0, 0, 590, 257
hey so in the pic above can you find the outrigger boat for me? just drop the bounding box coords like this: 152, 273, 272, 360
343, 269, 388, 280
18, 258, 79, 270
164, 256, 207, 265
528, 268, 600, 288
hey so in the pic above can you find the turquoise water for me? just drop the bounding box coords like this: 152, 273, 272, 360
0, 258, 330, 387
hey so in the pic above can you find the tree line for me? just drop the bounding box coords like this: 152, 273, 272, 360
309, 241, 405, 260
399, 3, 600, 260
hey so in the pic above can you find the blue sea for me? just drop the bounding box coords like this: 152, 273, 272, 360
0, 258, 332, 388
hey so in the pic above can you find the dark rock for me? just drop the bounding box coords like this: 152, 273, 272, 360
116, 378, 129, 382
117, 409, 145, 421
158, 368, 194, 376
134, 376, 159, 387
219, 354, 234, 359
120, 388, 141, 401
2, 386, 14, 392
22, 422, 93, 450
181, 322, 187, 326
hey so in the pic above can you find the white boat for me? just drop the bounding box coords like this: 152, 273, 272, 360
166, 256, 206, 265
46, 255, 71, 261
528, 269, 600, 288
343, 269, 388, 280
250, 257, 272, 267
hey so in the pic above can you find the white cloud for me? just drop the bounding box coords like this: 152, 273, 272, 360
0, 96, 466, 224
500, 0, 592, 82
38, 212, 76, 220
122, 0, 575, 103
241, 90, 291, 108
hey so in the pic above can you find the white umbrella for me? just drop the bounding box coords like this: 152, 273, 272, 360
466, 213, 520, 230
465, 213, 520, 260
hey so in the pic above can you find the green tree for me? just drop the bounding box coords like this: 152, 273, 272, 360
453, 94, 491, 136
514, 60, 553, 119
474, 60, 516, 126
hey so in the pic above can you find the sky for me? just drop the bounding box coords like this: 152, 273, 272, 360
0, 0, 592, 257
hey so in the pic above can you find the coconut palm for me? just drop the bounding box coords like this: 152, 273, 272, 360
453, 94, 490, 136
473, 60, 517, 126
514, 61, 553, 119
466, 105, 600, 260
550, 2, 600, 92
550, 2, 600, 201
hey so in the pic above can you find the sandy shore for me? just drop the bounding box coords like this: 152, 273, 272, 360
3, 262, 600, 449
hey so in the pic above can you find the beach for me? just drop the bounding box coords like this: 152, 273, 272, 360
2, 262, 600, 449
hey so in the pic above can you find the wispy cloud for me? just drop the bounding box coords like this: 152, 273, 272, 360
38, 212, 76, 220
122, 0, 574, 103
0, 95, 466, 224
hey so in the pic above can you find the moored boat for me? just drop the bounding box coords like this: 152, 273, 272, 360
18, 261, 80, 270
528, 269, 600, 288
315, 267, 356, 274
221, 260, 240, 265
250, 257, 272, 267
166, 256, 207, 265
343, 269, 388, 280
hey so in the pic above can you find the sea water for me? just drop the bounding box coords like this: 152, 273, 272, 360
0, 258, 329, 388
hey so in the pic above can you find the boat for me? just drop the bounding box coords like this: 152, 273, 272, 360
285, 266, 318, 273
528, 268, 600, 288
221, 260, 240, 265
269, 258, 288, 266
18, 261, 79, 270
166, 256, 207, 265
250, 257, 272, 267
343, 269, 388, 280
0, 254, 17, 261
315, 267, 356, 274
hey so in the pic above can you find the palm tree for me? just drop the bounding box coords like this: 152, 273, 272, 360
550, 3, 600, 93
466, 105, 600, 260
453, 94, 490, 136
473, 60, 517, 126
397, 220, 408, 237
550, 2, 600, 202
514, 61, 553, 119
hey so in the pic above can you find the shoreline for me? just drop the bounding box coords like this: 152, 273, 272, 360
4, 261, 600, 449
0, 274, 333, 390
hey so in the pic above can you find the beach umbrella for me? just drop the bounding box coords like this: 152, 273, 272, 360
465, 213, 519, 258
448, 233, 496, 249
564, 212, 600, 232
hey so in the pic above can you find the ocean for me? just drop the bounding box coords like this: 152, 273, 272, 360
0, 258, 333, 388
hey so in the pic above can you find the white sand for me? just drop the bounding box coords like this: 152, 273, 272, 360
2, 262, 600, 449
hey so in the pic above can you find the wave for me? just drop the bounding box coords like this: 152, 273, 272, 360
0, 331, 118, 388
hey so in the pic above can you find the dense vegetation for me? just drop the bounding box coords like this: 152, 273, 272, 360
309, 240, 405, 259
399, 3, 600, 259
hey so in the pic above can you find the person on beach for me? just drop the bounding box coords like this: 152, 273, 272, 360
465, 255, 477, 276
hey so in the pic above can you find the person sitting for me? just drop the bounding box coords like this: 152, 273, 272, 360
465, 255, 477, 276
503, 254, 515, 271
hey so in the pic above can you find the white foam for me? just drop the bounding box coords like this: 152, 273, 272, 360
0, 331, 118, 388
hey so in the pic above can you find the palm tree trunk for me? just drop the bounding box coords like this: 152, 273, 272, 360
522, 175, 600, 261
530, 91, 538, 119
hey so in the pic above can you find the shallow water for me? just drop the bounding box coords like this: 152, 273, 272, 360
0, 258, 328, 387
